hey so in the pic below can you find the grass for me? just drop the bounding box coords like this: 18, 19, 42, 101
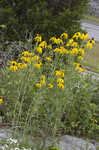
82, 42, 99, 73
97, 146, 99, 150
83, 15, 99, 24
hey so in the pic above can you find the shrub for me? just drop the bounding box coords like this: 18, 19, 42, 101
0, 0, 89, 40
0, 32, 98, 148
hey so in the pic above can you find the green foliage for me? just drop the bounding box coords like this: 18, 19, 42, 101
61, 74, 99, 137
0, 0, 89, 40
0, 32, 98, 142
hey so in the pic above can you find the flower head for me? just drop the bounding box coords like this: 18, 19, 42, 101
35, 83, 42, 88
39, 41, 47, 48
36, 47, 42, 54
60, 33, 68, 39
34, 34, 42, 42
57, 83, 64, 89
0, 98, 3, 104
48, 83, 53, 88
45, 57, 52, 62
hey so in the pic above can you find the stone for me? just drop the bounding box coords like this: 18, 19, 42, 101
0, 129, 97, 150
53, 135, 96, 150
0, 129, 12, 140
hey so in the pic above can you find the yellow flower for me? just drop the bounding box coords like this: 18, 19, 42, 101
91, 119, 98, 124
21, 51, 34, 57
40, 80, 46, 86
84, 33, 89, 40
22, 63, 27, 69
48, 83, 53, 88
86, 41, 93, 49
71, 42, 78, 48
36, 47, 42, 54
60, 33, 68, 39
61, 72, 64, 77
79, 67, 83, 72
55, 70, 64, 77
20, 56, 26, 60
94, 120, 98, 123
71, 48, 79, 55
10, 65, 18, 71
17, 63, 23, 69
77, 67, 86, 72
50, 37, 63, 44
40, 75, 46, 86
72, 32, 81, 40
34, 34, 42, 42
79, 48, 85, 56
73, 62, 80, 67
56, 38, 63, 44
22, 51, 30, 56
73, 62, 85, 72
10, 61, 17, 65
34, 64, 40, 69
0, 98, 3, 104
25, 57, 31, 63
65, 50, 70, 55
40, 75, 46, 80
57, 78, 64, 83
75, 66, 82, 72
54, 48, 60, 53
77, 56, 83, 60
66, 39, 74, 47
80, 33, 85, 40
60, 46, 67, 54
35, 83, 42, 88
45, 57, 52, 62
57, 83, 64, 89
54, 47, 66, 54
50, 37, 56, 42
20, 56, 31, 63
17, 63, 26, 69
55, 70, 61, 76
34, 62, 42, 69
28, 52, 35, 57
83, 33, 89, 40
39, 41, 47, 48
91, 39, 95, 44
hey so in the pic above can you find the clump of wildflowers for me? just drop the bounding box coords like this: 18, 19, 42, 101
1, 31, 97, 143
9, 31, 95, 89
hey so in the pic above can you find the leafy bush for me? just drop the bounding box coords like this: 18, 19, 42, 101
0, 32, 98, 148
0, 0, 89, 40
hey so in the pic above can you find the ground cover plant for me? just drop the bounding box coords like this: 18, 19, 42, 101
0, 32, 99, 149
